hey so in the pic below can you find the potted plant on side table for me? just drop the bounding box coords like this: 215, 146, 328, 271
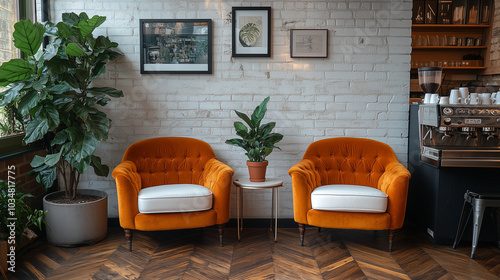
0, 12, 123, 246
226, 96, 283, 182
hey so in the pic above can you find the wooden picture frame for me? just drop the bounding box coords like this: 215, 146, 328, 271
290, 29, 328, 58
232, 7, 271, 57
140, 19, 212, 74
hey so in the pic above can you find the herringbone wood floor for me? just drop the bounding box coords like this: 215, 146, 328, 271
7, 226, 500, 279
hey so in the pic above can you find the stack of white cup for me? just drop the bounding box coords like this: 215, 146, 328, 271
446, 87, 500, 105
423, 88, 500, 105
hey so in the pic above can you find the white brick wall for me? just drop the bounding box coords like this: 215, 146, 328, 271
48, 0, 412, 219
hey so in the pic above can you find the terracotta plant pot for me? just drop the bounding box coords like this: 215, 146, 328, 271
247, 161, 268, 182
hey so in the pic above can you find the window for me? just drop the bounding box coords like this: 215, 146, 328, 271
0, 0, 35, 137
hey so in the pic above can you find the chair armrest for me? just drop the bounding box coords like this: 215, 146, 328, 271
199, 158, 234, 224
112, 161, 142, 229
288, 159, 322, 224
377, 161, 411, 229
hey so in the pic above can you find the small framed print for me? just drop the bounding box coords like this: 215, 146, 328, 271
290, 29, 328, 58
232, 7, 271, 57
140, 19, 212, 74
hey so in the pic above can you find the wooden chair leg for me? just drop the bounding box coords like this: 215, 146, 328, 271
217, 224, 225, 247
298, 224, 306, 246
124, 229, 133, 252
388, 229, 394, 252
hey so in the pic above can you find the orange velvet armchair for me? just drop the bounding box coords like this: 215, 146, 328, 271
288, 137, 411, 251
112, 137, 234, 251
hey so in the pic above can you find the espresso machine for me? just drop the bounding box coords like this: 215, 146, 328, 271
419, 104, 500, 167
407, 71, 500, 244
408, 103, 500, 244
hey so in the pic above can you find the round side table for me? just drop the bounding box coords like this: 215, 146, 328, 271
233, 178, 283, 242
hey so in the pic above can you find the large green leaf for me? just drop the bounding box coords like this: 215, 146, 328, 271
71, 132, 98, 162
42, 104, 60, 129
259, 122, 276, 137
262, 133, 283, 146
37, 167, 57, 189
225, 139, 250, 152
78, 12, 89, 22
44, 151, 62, 167
87, 87, 124, 98
24, 118, 49, 144
18, 91, 41, 115
65, 42, 86, 57
90, 155, 109, 177
235, 110, 254, 128
78, 15, 106, 37
32, 77, 48, 90
94, 36, 113, 51
30, 155, 46, 168
251, 97, 269, 126
73, 155, 91, 174
55, 22, 74, 38
0, 59, 34, 85
234, 122, 248, 138
51, 130, 68, 145
62, 12, 80, 26
45, 57, 69, 76
89, 62, 106, 82
43, 38, 61, 61
13, 19, 44, 56
85, 111, 110, 140
46, 83, 72, 95
0, 83, 24, 106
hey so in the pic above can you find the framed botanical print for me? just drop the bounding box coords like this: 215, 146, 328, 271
290, 29, 328, 58
232, 7, 271, 57
140, 19, 212, 74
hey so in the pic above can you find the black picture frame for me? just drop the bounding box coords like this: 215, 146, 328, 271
140, 19, 212, 74
290, 29, 328, 58
232, 7, 271, 57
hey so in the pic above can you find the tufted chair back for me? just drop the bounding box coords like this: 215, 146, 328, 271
302, 137, 398, 189
122, 137, 216, 188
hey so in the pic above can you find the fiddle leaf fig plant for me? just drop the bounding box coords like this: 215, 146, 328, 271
0, 12, 123, 200
226, 96, 283, 162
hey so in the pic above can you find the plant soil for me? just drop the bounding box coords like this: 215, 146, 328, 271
46, 193, 102, 204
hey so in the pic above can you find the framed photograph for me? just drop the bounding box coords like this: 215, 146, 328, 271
232, 7, 271, 57
290, 29, 328, 58
140, 19, 212, 74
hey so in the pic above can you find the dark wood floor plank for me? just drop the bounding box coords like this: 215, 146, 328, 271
271, 229, 323, 280
422, 245, 499, 280
307, 229, 366, 279
392, 246, 455, 280
45, 231, 125, 279
138, 242, 193, 279
346, 242, 410, 280
183, 229, 234, 280
229, 229, 274, 280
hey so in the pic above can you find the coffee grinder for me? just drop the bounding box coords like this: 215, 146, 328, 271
418, 67, 442, 95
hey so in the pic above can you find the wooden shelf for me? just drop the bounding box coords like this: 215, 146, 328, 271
411, 22, 492, 74
412, 46, 487, 49
412, 24, 490, 28
411, 67, 487, 70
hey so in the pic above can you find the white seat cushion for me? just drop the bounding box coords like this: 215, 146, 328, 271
138, 184, 213, 214
311, 184, 388, 213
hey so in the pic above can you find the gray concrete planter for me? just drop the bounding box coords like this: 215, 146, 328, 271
43, 189, 107, 247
